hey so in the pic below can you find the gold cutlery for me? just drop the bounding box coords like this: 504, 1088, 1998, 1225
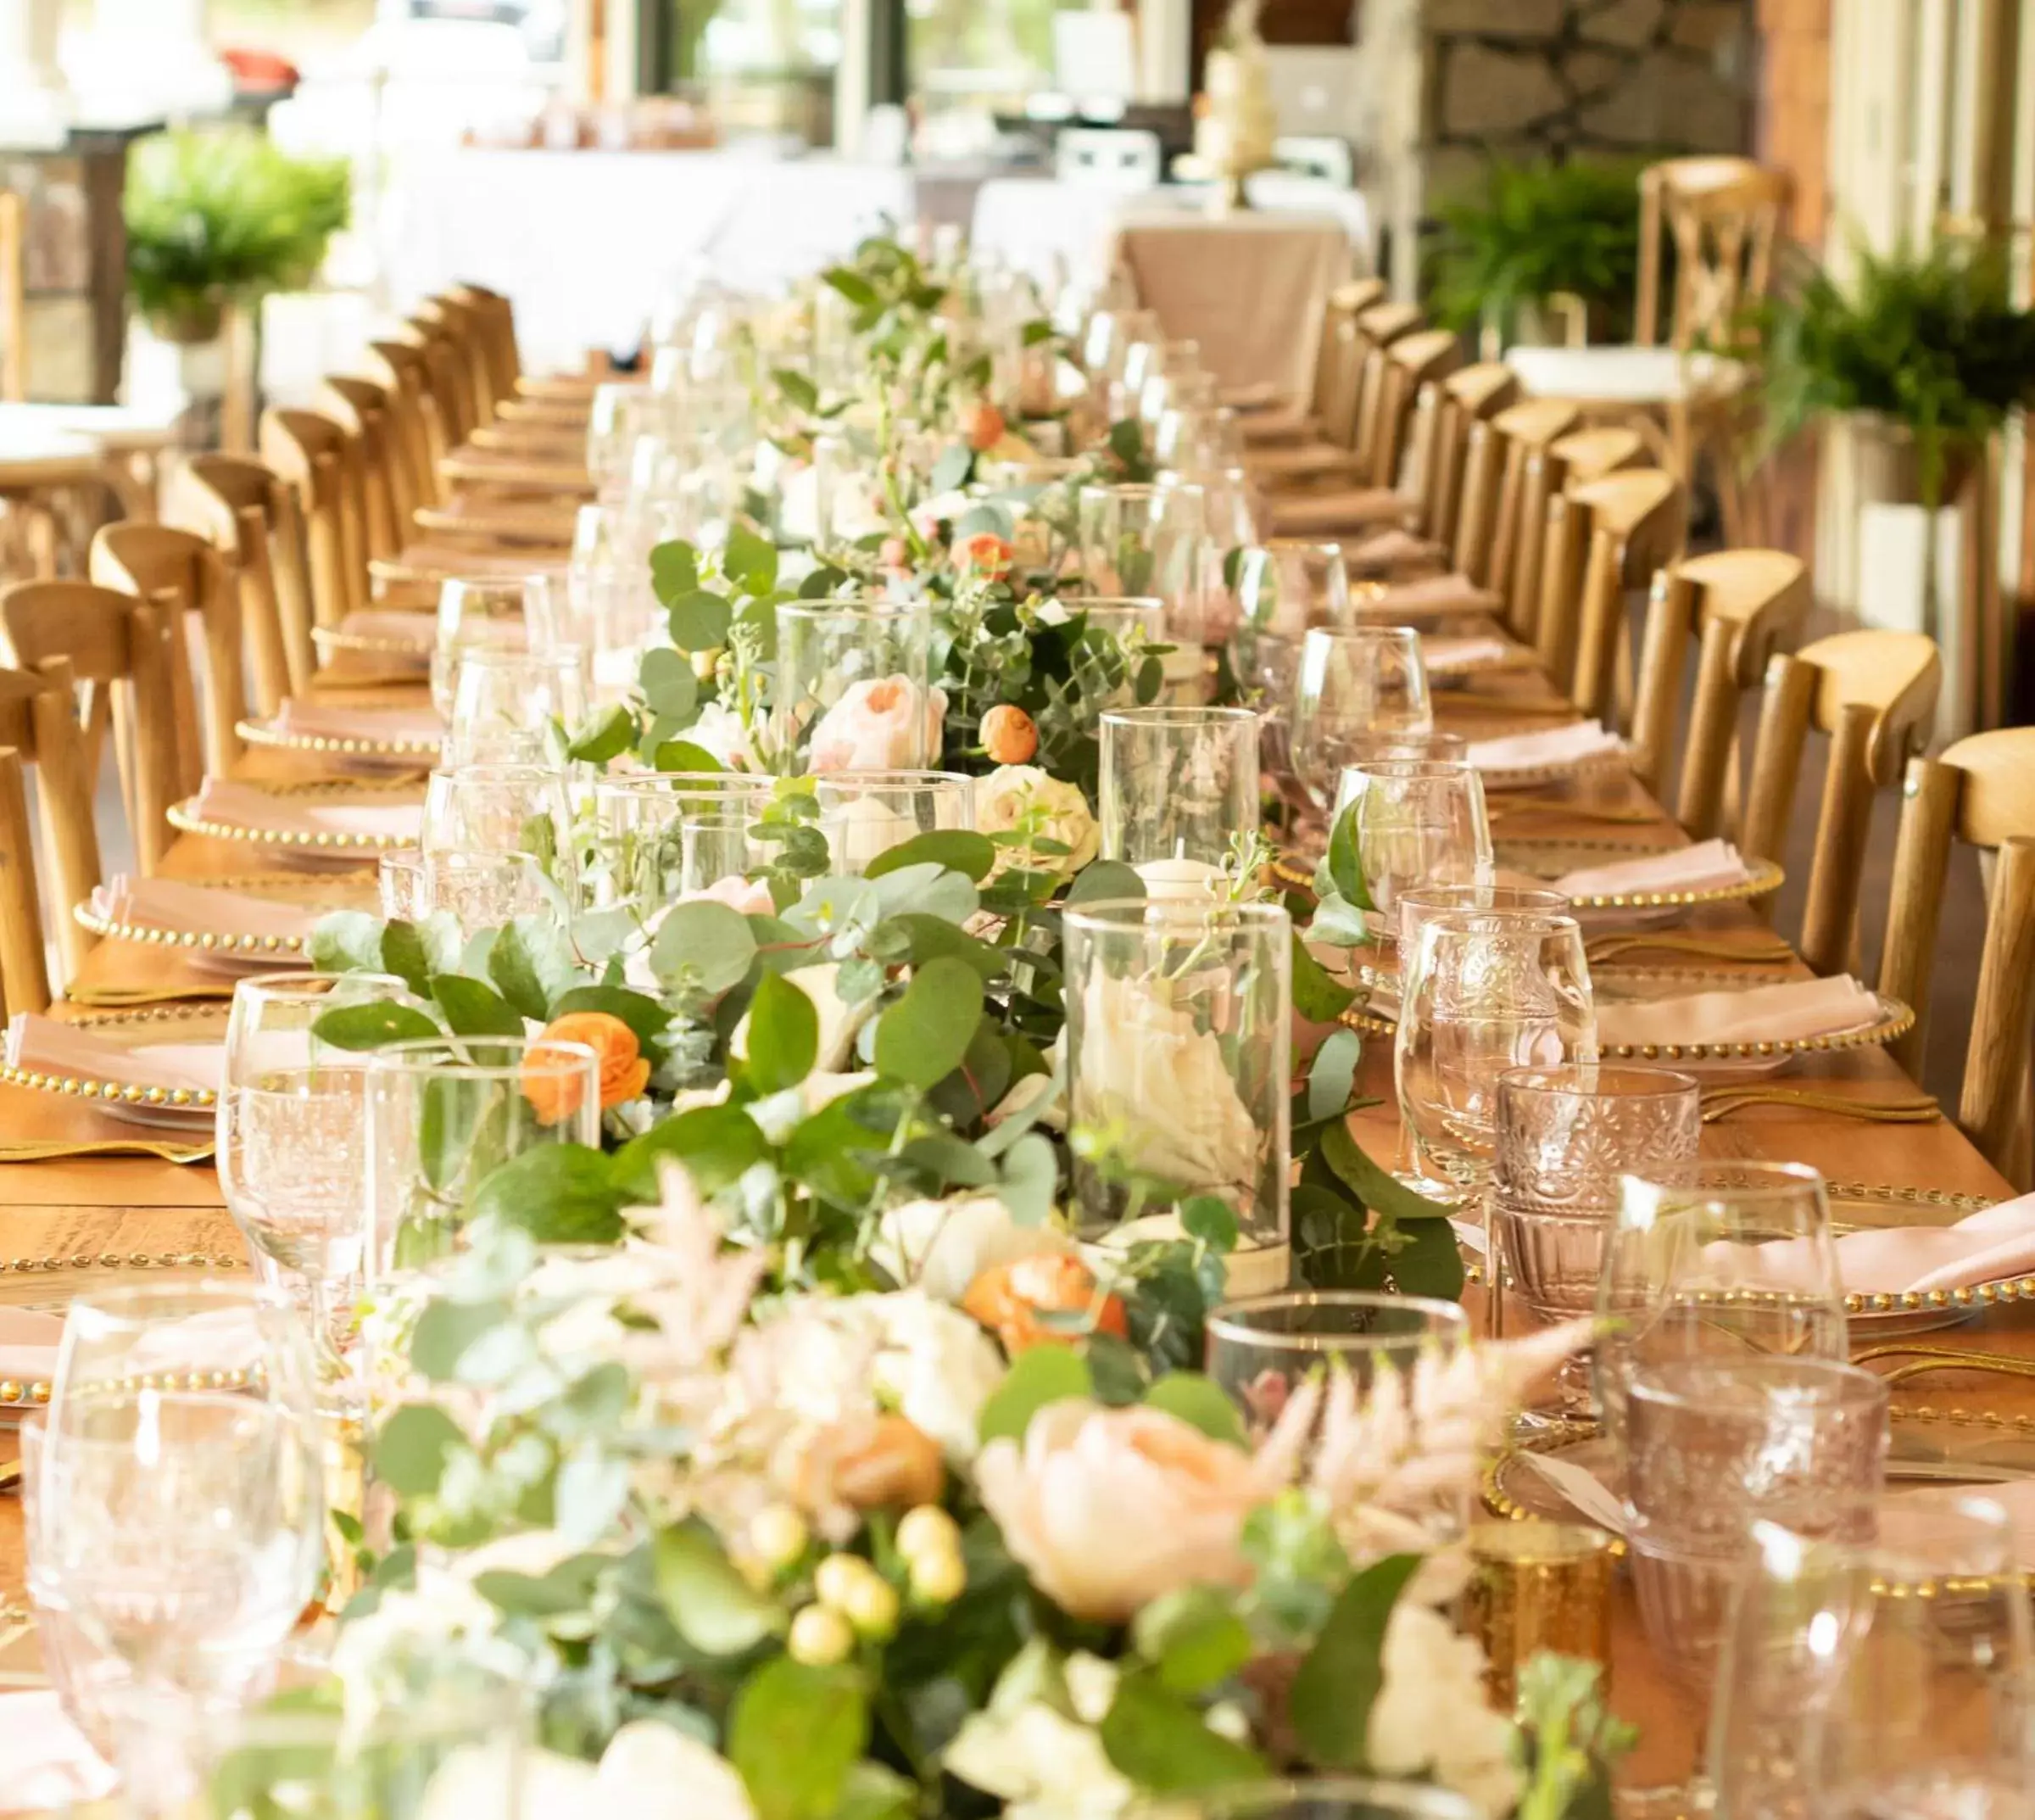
1490, 801, 1659, 826
1700, 1087, 1940, 1125
1586, 933, 1796, 963
1441, 696, 1580, 719
65, 982, 239, 1008
1854, 1345, 2035, 1387
0, 1138, 216, 1164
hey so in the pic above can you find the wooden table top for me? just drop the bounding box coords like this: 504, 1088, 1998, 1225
3, 600, 2021, 1795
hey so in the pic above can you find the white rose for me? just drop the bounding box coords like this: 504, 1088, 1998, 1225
945, 1702, 1135, 1820
599, 1720, 756, 1820
449, 1529, 579, 1584
683, 702, 758, 771
1071, 968, 1261, 1195
1366, 1601, 1520, 1818
975, 765, 1100, 880
421, 1744, 597, 1820
864, 1290, 1009, 1463
870, 1193, 1079, 1302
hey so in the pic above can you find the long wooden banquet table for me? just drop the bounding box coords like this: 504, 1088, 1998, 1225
1, 606, 2025, 1793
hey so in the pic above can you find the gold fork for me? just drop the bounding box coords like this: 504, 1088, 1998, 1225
0, 1138, 216, 1164
1491, 801, 1659, 826
1700, 1088, 1940, 1125
1587, 933, 1797, 963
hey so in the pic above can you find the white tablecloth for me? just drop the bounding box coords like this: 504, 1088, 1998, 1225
379, 148, 916, 371
970, 173, 1370, 293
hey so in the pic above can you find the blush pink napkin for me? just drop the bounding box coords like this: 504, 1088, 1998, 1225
1269, 486, 1406, 536
1595, 973, 1882, 1050
1467, 719, 1626, 773
187, 779, 424, 842
1744, 1195, 2035, 1297
89, 875, 321, 941
272, 700, 446, 744
1423, 635, 1516, 677
336, 609, 436, 648
0, 1308, 61, 1386
0, 1692, 116, 1811
1555, 838, 1751, 898
1353, 573, 1491, 617
5, 1013, 224, 1093
1345, 528, 1445, 573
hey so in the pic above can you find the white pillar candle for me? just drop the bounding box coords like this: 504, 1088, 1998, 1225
1131, 856, 1224, 902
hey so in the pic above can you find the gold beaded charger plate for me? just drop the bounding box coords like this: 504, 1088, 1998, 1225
310, 611, 436, 676
167, 779, 424, 868
73, 872, 377, 968
1472, 743, 1632, 794
236, 710, 444, 768
0, 1004, 227, 1130
1495, 838, 1785, 926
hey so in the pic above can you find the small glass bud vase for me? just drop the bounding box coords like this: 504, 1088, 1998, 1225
1099, 706, 1261, 896
773, 600, 939, 776
1062, 897, 1291, 1293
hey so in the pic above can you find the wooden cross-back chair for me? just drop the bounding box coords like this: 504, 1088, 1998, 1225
1408, 361, 1519, 551
175, 454, 317, 701
89, 522, 247, 785
259, 407, 368, 630
0, 663, 102, 1008
1629, 549, 1811, 835
406, 312, 482, 448
448, 282, 523, 411
365, 339, 448, 517
0, 579, 181, 877
1534, 466, 1686, 717
318, 377, 403, 565
1742, 628, 1943, 976
1459, 399, 1581, 625
1878, 729, 2035, 1186
1366, 328, 1461, 490
426, 291, 504, 427
1510, 425, 1648, 648
1636, 156, 1792, 353
0, 189, 24, 404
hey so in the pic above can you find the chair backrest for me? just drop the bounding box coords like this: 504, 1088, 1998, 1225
1368, 327, 1460, 489
176, 453, 315, 703
404, 315, 481, 450
449, 282, 524, 405
365, 338, 447, 514
1346, 301, 1423, 474
0, 579, 181, 876
1878, 729, 2035, 1186
1055, 128, 1163, 190
1635, 155, 1791, 351
89, 522, 246, 785
1464, 398, 1582, 623
1408, 360, 1519, 550
319, 376, 403, 563
0, 664, 102, 1011
425, 291, 503, 427
1308, 277, 1387, 435
259, 407, 368, 629
1535, 467, 1685, 714
1547, 427, 1647, 483
1630, 549, 1811, 832
0, 189, 23, 404
1742, 628, 1942, 977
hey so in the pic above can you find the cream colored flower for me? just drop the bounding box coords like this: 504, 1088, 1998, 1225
729, 962, 873, 1073
806, 675, 946, 773
974, 765, 1100, 880
1072, 968, 1260, 1193
1367, 1601, 1520, 1817
599, 1720, 757, 1820
945, 1650, 1134, 1820
679, 873, 776, 916
683, 702, 758, 771
871, 1193, 1079, 1302
973, 1398, 1280, 1622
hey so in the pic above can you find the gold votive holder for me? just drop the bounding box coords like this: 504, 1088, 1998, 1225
1463, 1517, 1616, 1710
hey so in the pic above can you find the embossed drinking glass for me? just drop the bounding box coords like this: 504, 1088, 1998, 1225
1077, 481, 1211, 642
1064, 898, 1291, 1278
1329, 759, 1495, 930
1291, 627, 1435, 810
429, 575, 560, 718
421, 763, 579, 902
1100, 706, 1260, 890
1490, 1065, 1703, 1418
1394, 908, 1597, 1195
774, 601, 939, 775
362, 1036, 601, 1275
376, 847, 427, 920
1596, 1161, 1848, 1460
813, 771, 975, 873
1392, 880, 1570, 975
1709, 1502, 2035, 1820
443, 644, 591, 768
1625, 1357, 1887, 1700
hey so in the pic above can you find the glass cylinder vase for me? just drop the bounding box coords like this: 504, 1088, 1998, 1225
773, 600, 939, 776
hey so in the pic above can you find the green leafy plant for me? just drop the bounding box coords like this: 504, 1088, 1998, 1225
124, 126, 350, 340
1428, 158, 1647, 342
1759, 232, 2035, 509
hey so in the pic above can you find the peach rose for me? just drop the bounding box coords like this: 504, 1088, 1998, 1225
974, 1399, 1278, 1621
524, 1012, 650, 1121
965, 402, 1006, 453
797, 1413, 945, 1510
956, 533, 1014, 581
961, 1255, 1126, 1354
679, 873, 776, 916
979, 703, 1038, 765
807, 674, 947, 773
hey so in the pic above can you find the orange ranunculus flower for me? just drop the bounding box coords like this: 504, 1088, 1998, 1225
965, 401, 1006, 453
980, 703, 1039, 765
957, 532, 1013, 580
523, 1011, 650, 1123
809, 1414, 945, 1510
961, 1254, 1129, 1354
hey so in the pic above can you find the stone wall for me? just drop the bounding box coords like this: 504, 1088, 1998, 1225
1422, 0, 1757, 196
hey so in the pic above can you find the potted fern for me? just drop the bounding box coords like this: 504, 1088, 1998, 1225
1427, 157, 1647, 351
124, 126, 350, 345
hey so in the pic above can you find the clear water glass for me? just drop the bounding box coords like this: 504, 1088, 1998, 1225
420, 763, 578, 901
443, 643, 590, 768
1077, 480, 1212, 642
1206, 1292, 1469, 1432
1329, 758, 1494, 925
584, 772, 777, 918
429, 574, 559, 719
1235, 539, 1352, 640
1291, 626, 1435, 809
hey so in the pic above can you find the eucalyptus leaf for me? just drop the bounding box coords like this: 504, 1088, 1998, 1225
639, 648, 700, 719
667, 591, 734, 653
650, 539, 700, 602
977, 1345, 1093, 1445
1291, 934, 1358, 1023
1099, 1670, 1264, 1792
745, 971, 819, 1094
378, 921, 434, 997
861, 829, 995, 882
1288, 1553, 1423, 1769
431, 974, 527, 1039
469, 1145, 626, 1245
1306, 1027, 1363, 1123
650, 901, 759, 997
371, 1403, 466, 1497
722, 523, 778, 595
1065, 859, 1146, 906
652, 1523, 783, 1656
728, 1659, 867, 1820
873, 956, 982, 1088
1319, 1120, 1458, 1221
309, 1001, 442, 1052
1142, 1373, 1247, 1448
